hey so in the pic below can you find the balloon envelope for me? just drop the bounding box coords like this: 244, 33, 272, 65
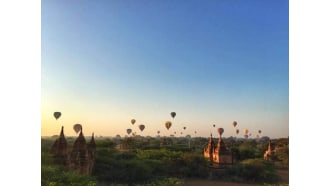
236, 129, 239, 134
217, 128, 224, 136
244, 129, 249, 135
213, 124, 215, 127
183, 127, 186, 130
127, 129, 132, 135
54, 112, 61, 120
170, 112, 176, 119
165, 121, 172, 130
233, 121, 237, 127
131, 119, 136, 125
139, 124, 145, 132
73, 124, 82, 134
258, 130, 262, 134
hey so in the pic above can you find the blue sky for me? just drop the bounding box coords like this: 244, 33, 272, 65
41, 0, 288, 138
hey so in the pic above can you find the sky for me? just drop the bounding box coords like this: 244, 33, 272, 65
41, 0, 288, 138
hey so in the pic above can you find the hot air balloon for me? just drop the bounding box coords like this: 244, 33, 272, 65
73, 124, 82, 134
127, 129, 132, 135
174, 131, 176, 134
170, 112, 176, 119
54, 112, 61, 120
244, 129, 249, 135
217, 128, 224, 136
131, 119, 136, 125
236, 129, 239, 134
258, 130, 262, 134
139, 124, 145, 132
194, 131, 197, 134
157, 130, 160, 134
165, 121, 172, 130
183, 127, 186, 130
233, 121, 237, 127
180, 132, 183, 134
213, 124, 216, 127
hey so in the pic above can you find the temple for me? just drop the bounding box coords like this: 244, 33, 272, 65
263, 140, 274, 161
50, 126, 96, 175
203, 134, 233, 165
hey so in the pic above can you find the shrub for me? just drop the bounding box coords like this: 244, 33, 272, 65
217, 159, 281, 184
41, 165, 97, 186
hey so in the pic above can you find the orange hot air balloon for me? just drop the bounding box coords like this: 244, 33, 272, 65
165, 121, 172, 130
233, 121, 237, 127
54, 112, 61, 120
138, 124, 145, 132
244, 129, 249, 135
73, 124, 82, 134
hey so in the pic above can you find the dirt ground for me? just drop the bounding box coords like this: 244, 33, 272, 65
184, 179, 258, 186
184, 169, 289, 186
276, 169, 289, 183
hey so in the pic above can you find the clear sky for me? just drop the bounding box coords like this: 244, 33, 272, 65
41, 0, 288, 138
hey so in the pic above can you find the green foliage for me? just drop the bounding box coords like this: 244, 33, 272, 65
273, 138, 289, 167
42, 136, 288, 185
41, 165, 97, 186
220, 159, 281, 183
236, 142, 258, 160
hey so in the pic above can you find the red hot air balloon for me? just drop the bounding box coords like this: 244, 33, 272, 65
217, 128, 224, 136
73, 124, 82, 134
139, 124, 145, 132
233, 121, 237, 127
